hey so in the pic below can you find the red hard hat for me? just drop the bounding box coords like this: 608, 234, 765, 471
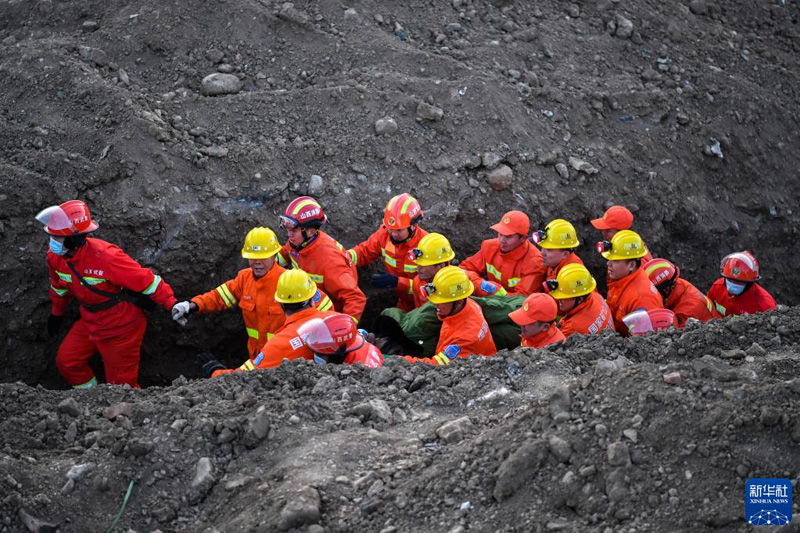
36, 200, 99, 236
623, 308, 676, 336
279, 196, 327, 230
298, 314, 364, 355
384, 193, 423, 230
721, 251, 759, 282
644, 258, 679, 288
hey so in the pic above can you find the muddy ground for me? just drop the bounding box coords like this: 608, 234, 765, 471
1, 0, 800, 530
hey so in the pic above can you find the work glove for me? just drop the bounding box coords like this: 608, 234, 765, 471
47, 314, 63, 338
371, 271, 399, 289
171, 301, 193, 326
197, 352, 226, 378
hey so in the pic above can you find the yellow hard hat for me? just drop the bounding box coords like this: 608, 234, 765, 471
242, 227, 282, 259
533, 219, 580, 249
424, 266, 474, 304
411, 232, 455, 266
597, 230, 648, 260
546, 264, 596, 299
274, 269, 317, 304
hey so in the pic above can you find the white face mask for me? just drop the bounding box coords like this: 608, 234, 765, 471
49, 237, 67, 256
725, 279, 747, 296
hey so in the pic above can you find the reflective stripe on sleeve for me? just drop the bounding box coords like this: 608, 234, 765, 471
238, 359, 256, 372
508, 277, 521, 288
432, 353, 451, 366
403, 264, 418, 273
56, 271, 73, 283
318, 295, 334, 311
216, 284, 237, 308
309, 273, 324, 284
51, 285, 68, 297
496, 286, 508, 296
246, 328, 259, 339
347, 249, 357, 264
142, 275, 161, 295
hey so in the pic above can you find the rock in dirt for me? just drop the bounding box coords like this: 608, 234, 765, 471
759, 407, 781, 427
352, 399, 393, 424
416, 102, 444, 122
67, 463, 95, 481
18, 508, 57, 533
615, 15, 634, 39
548, 436, 572, 463
375, 117, 398, 136
689, 0, 708, 16
79, 46, 108, 66
663, 371, 682, 385
607, 442, 631, 466
568, 157, 598, 175
189, 457, 216, 503
555, 163, 569, 179
493, 439, 549, 501
57, 397, 81, 417
201, 73, 242, 96
278, 486, 321, 530
436, 416, 473, 443
127, 438, 154, 457
243, 408, 272, 448
548, 386, 571, 418
308, 174, 325, 196
487, 164, 513, 191
104, 402, 134, 420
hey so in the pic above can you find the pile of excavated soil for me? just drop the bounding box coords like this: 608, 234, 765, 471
1, 308, 799, 532
1, 0, 799, 386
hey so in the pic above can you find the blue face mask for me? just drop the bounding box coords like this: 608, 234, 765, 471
725, 279, 747, 296
49, 237, 67, 256
313, 355, 327, 365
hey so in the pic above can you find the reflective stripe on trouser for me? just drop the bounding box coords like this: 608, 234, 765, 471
432, 353, 452, 366
56, 317, 146, 388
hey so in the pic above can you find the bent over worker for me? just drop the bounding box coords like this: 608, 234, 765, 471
707, 251, 776, 317
531, 218, 584, 280
404, 266, 496, 366
509, 293, 566, 348
202, 269, 337, 377
460, 210, 546, 295
644, 258, 718, 328
597, 230, 663, 336
545, 264, 614, 337
298, 314, 383, 368
171, 227, 332, 360
347, 193, 428, 311
276, 196, 366, 322
38, 201, 179, 388
409, 233, 505, 308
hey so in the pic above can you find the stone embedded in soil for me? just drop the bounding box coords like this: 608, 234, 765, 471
352, 399, 393, 424
18, 508, 57, 533
615, 15, 634, 39
759, 407, 781, 427
66, 463, 95, 481
278, 486, 321, 530
548, 386, 571, 419
206, 49, 225, 63
663, 371, 682, 385
493, 439, 548, 501
746, 342, 767, 357
375, 117, 398, 136
720, 349, 745, 360
416, 102, 444, 121
555, 163, 569, 179
192, 457, 215, 489
568, 156, 598, 175
104, 402, 134, 420
57, 398, 81, 417
79, 46, 108, 66
607, 442, 631, 466
201, 73, 242, 96
482, 152, 503, 170
548, 436, 572, 463
308, 174, 325, 196
487, 164, 513, 190
243, 408, 272, 448
436, 416, 473, 444
689, 0, 708, 15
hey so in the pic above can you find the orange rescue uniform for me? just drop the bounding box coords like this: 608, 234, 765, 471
190, 265, 333, 359
405, 299, 497, 365
349, 226, 429, 311
665, 278, 719, 328
546, 252, 584, 281
606, 267, 664, 336
342, 342, 384, 368
278, 231, 366, 321
213, 307, 338, 376
522, 323, 566, 348
559, 292, 615, 337
410, 269, 505, 309
461, 239, 546, 296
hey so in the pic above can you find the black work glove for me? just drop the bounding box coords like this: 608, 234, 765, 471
47, 315, 64, 338
371, 271, 399, 289
197, 352, 226, 378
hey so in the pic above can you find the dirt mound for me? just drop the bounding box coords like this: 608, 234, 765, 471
1, 308, 799, 532
1, 0, 799, 387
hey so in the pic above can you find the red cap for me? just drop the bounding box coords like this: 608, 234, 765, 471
509, 293, 558, 326
490, 210, 530, 236
591, 206, 634, 231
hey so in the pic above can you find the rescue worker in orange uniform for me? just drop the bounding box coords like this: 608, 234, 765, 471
545, 264, 614, 337
591, 205, 653, 263
298, 314, 383, 368
707, 251, 776, 317
347, 193, 428, 311
276, 196, 366, 322
202, 270, 338, 377
509, 293, 566, 348
404, 266, 497, 366
409, 233, 506, 309
531, 218, 584, 279
644, 258, 719, 328
170, 227, 333, 360
38, 201, 179, 389
597, 230, 663, 336
461, 210, 546, 295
